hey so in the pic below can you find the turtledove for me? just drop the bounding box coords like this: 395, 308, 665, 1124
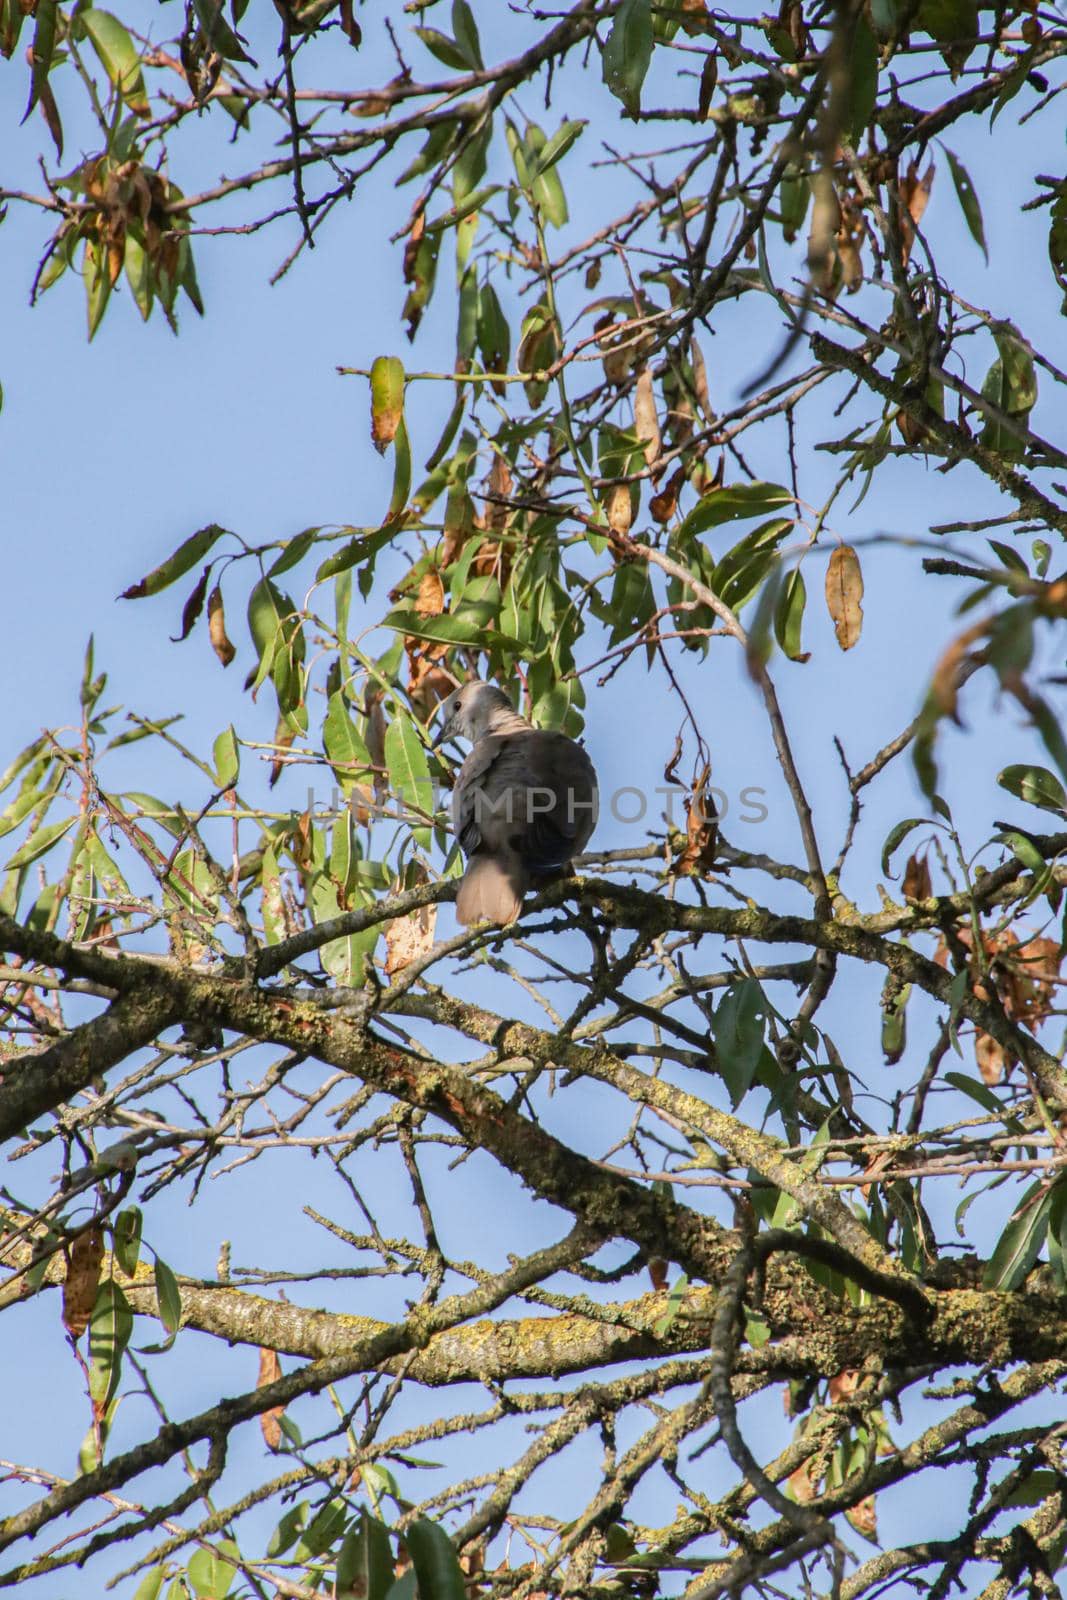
433, 682, 598, 926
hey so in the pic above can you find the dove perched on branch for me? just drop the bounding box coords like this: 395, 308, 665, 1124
433, 682, 598, 926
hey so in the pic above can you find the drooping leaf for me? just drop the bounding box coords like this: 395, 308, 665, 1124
774, 567, 809, 661
942, 146, 988, 261
370, 356, 405, 455
113, 1207, 143, 1276
405, 1519, 467, 1600
121, 526, 228, 601
88, 1279, 133, 1407
602, 0, 653, 117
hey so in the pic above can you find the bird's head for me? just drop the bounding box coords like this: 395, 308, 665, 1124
432, 681, 517, 747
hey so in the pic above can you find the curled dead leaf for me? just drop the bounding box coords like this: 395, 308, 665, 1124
674, 768, 718, 875
607, 482, 633, 536
901, 852, 932, 902
415, 570, 445, 618
257, 1347, 285, 1451
650, 467, 685, 525
207, 585, 236, 667
633, 366, 662, 475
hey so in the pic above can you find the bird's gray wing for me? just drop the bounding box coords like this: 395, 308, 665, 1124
454, 731, 596, 868
515, 732, 598, 871
452, 736, 508, 857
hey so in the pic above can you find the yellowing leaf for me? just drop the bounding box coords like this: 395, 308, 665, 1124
370, 355, 405, 455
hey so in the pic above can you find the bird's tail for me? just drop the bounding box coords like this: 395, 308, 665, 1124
456, 853, 526, 926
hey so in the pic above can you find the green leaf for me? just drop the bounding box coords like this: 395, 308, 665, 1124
187, 1541, 238, 1600
384, 710, 432, 834
530, 119, 586, 180
267, 1502, 309, 1558
382, 608, 524, 653
450, 0, 483, 69
268, 528, 318, 578
405, 1519, 466, 1600
414, 27, 471, 72
213, 726, 239, 790
712, 979, 767, 1108
845, 18, 878, 144
981, 329, 1037, 457
676, 482, 793, 540
601, 0, 653, 117
998, 764, 1067, 816
774, 567, 808, 661
316, 526, 396, 584
154, 1256, 182, 1334
715, 517, 793, 611
121, 526, 228, 600
5, 816, 75, 872
337, 1511, 395, 1600
113, 1207, 143, 1276
384, 415, 412, 526
983, 1179, 1056, 1290
880, 817, 929, 877
22, 0, 56, 122
942, 146, 988, 262
192, 0, 255, 64
131, 1569, 166, 1600
246, 578, 292, 693
295, 1498, 348, 1562
78, 9, 149, 116
324, 693, 371, 792
89, 1279, 133, 1408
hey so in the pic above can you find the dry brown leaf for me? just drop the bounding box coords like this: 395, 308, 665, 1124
596, 313, 634, 387
633, 366, 662, 474
674, 769, 718, 875
807, 173, 841, 295
485, 454, 513, 530
207, 585, 236, 667
975, 1032, 1006, 1086
383, 871, 437, 976
415, 570, 445, 618
828, 1368, 860, 1403
898, 160, 935, 265
366, 691, 388, 805
680, 0, 710, 33
63, 1226, 105, 1340
690, 336, 711, 419
901, 852, 932, 902
788, 1457, 819, 1504
697, 51, 718, 117
257, 1347, 285, 1451
929, 618, 988, 722
650, 467, 685, 525
607, 482, 633, 536
269, 718, 296, 789
825, 544, 864, 651
648, 1257, 668, 1292
846, 1495, 878, 1542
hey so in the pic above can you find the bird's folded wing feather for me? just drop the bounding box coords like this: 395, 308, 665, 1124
454, 731, 597, 867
